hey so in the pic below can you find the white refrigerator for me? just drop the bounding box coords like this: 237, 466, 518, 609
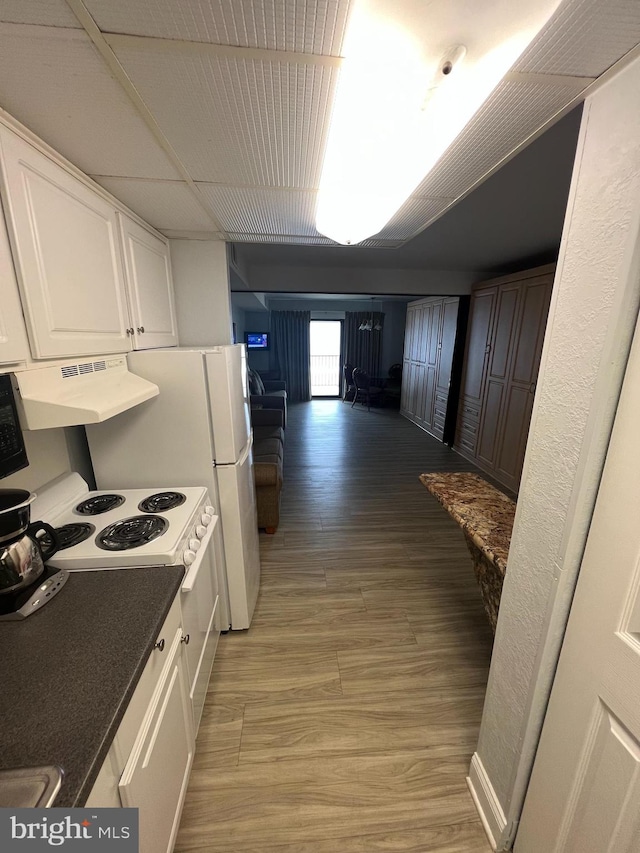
85, 345, 261, 630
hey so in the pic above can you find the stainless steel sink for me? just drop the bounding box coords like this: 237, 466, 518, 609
0, 766, 63, 807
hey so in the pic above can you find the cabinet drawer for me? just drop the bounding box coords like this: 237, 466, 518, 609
113, 594, 182, 767
459, 402, 480, 422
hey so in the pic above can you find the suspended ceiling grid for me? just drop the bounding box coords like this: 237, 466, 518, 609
0, 0, 638, 248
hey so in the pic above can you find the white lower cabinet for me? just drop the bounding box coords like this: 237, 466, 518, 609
119, 626, 194, 853
87, 595, 194, 853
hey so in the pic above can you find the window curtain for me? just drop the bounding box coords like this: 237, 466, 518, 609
270, 310, 311, 402
343, 312, 385, 380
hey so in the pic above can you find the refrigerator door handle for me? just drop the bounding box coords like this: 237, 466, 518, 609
237, 434, 253, 467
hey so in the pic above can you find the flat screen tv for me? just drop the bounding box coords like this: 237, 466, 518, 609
246, 332, 270, 350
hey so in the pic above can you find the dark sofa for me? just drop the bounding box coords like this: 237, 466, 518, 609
249, 370, 286, 533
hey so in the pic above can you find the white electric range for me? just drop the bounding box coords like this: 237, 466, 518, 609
32, 472, 222, 731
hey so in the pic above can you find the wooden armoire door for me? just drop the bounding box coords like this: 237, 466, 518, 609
476, 283, 521, 470
432, 298, 458, 441
454, 286, 496, 457
495, 274, 553, 491
422, 300, 441, 433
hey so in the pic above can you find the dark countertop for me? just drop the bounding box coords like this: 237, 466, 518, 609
0, 565, 184, 808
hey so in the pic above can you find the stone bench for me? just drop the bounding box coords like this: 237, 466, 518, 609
419, 472, 516, 632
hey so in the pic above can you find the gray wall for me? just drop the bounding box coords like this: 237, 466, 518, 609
243, 299, 408, 378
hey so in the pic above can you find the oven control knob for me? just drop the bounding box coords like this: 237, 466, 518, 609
205, 505, 215, 516
189, 538, 201, 552
195, 525, 207, 539
183, 549, 197, 566
201, 512, 213, 526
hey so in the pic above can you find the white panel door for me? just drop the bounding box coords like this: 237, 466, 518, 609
0, 127, 131, 359
205, 344, 252, 464
516, 311, 640, 853
119, 214, 178, 350
0, 205, 29, 363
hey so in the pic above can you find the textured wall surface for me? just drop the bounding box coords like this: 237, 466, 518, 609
475, 53, 640, 843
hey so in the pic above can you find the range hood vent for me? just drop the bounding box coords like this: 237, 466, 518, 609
13, 356, 159, 430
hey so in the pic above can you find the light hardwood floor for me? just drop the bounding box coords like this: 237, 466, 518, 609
175, 400, 494, 853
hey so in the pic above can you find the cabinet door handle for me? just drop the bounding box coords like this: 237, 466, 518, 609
154, 638, 165, 652
126, 328, 131, 336
181, 634, 190, 645
137, 326, 145, 334
485, 344, 492, 353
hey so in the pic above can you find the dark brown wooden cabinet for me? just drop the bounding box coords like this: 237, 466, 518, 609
454, 264, 554, 492
401, 296, 466, 442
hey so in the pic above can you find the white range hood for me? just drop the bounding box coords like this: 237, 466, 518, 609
13, 355, 159, 429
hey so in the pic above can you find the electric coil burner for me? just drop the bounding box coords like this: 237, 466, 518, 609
97, 515, 168, 551
46, 523, 95, 551
138, 492, 186, 513
31, 474, 213, 572
75, 494, 125, 516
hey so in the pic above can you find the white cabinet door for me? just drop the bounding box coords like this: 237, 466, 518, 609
0, 127, 131, 359
119, 214, 178, 350
119, 627, 194, 853
0, 205, 29, 364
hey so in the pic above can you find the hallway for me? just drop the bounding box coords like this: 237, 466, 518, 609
175, 400, 494, 852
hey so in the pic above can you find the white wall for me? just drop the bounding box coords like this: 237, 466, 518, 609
470, 54, 640, 850
171, 239, 233, 345
1, 426, 93, 492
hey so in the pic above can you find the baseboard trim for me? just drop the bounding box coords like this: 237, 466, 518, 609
467, 753, 507, 851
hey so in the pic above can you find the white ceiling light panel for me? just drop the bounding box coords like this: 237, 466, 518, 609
111, 39, 338, 186
92, 178, 217, 231
84, 0, 352, 55
0, 24, 179, 179
515, 0, 640, 77
197, 185, 319, 236
413, 79, 585, 200
0, 0, 81, 28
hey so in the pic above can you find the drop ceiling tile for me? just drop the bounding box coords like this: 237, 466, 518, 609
198, 184, 319, 236
0, 0, 80, 27
228, 232, 336, 245
227, 232, 401, 248
93, 178, 218, 231
111, 39, 337, 186
0, 24, 179, 179
375, 197, 455, 241
85, 0, 351, 56
515, 0, 640, 77
414, 79, 583, 200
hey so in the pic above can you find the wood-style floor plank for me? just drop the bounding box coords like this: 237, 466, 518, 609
175, 401, 493, 853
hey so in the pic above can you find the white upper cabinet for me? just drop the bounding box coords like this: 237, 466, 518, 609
119, 214, 178, 350
0, 204, 29, 364
0, 126, 132, 360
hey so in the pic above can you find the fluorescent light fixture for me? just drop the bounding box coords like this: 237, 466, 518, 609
316, 0, 562, 246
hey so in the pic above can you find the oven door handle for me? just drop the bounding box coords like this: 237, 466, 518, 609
181, 516, 217, 592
